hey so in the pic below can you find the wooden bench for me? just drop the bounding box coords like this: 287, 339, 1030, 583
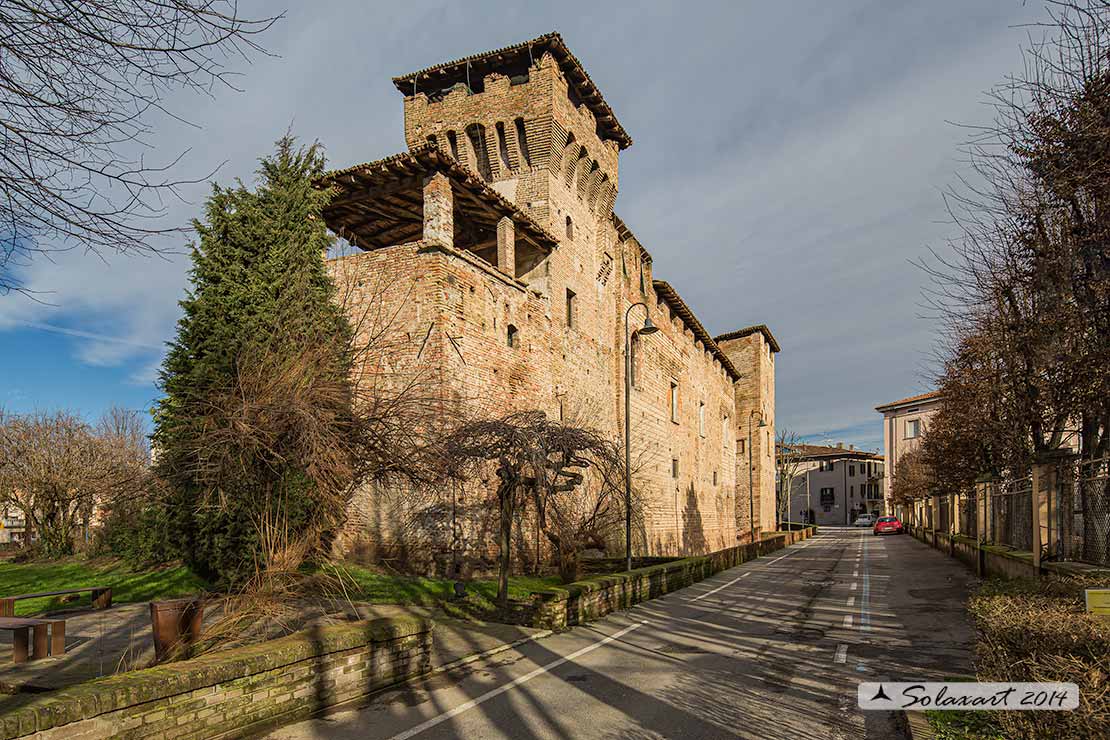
0, 586, 112, 617
0, 617, 65, 663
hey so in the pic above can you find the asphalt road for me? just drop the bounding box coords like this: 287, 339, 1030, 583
267, 528, 975, 739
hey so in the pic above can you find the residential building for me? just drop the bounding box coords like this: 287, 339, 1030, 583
875, 391, 941, 514
0, 507, 26, 546
317, 33, 779, 565
779, 443, 885, 527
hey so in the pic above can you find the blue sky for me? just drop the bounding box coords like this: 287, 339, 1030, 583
0, 1, 1047, 451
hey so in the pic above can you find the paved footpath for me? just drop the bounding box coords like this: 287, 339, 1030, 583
267, 529, 975, 739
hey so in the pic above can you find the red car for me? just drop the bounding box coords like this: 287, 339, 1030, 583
873, 516, 904, 535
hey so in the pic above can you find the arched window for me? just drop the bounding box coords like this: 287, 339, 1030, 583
446, 130, 460, 160
465, 123, 492, 180
507, 324, 519, 348
495, 121, 512, 173
514, 118, 531, 167
565, 215, 574, 239
426, 134, 438, 147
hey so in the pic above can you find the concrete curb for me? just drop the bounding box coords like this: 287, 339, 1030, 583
901, 711, 935, 740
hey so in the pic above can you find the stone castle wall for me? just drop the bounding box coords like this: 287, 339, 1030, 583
327, 41, 774, 567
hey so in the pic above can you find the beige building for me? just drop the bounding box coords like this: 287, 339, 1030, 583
780, 443, 884, 526
317, 33, 779, 566
876, 391, 941, 514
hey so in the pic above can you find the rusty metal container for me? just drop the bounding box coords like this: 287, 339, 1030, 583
149, 598, 204, 661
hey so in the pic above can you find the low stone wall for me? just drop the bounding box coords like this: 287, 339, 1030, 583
529, 528, 816, 630
0, 616, 433, 740
907, 524, 1110, 580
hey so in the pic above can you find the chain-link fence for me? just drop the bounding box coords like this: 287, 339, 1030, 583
937, 495, 950, 533
1048, 457, 1110, 565
958, 490, 978, 539
988, 474, 1033, 551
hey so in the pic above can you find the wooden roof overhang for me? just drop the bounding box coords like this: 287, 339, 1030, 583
652, 280, 742, 382
316, 144, 559, 255
392, 32, 632, 150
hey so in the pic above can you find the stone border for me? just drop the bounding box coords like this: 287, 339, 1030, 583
525, 528, 817, 630
906, 525, 1110, 580
0, 616, 433, 740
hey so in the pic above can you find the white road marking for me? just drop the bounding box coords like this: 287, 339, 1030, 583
843, 614, 853, 628
846, 596, 855, 607
850, 582, 857, 591
852, 569, 859, 577
688, 571, 751, 602
835, 644, 848, 664
386, 620, 649, 740
861, 534, 872, 632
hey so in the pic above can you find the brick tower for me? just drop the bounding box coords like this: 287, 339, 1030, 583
393, 33, 628, 238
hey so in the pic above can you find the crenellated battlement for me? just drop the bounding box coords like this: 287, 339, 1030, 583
395, 34, 624, 226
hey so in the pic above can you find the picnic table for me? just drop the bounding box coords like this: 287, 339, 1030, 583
0, 616, 65, 663
0, 586, 112, 617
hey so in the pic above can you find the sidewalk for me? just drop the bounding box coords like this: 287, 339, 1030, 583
0, 600, 542, 696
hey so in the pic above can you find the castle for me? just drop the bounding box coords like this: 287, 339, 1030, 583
318, 33, 778, 563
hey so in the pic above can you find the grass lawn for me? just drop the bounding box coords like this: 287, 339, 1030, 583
0, 558, 563, 620
326, 563, 562, 612
0, 559, 207, 616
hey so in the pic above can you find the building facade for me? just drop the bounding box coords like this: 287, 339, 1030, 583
875, 391, 941, 515
780, 443, 885, 527
318, 34, 778, 564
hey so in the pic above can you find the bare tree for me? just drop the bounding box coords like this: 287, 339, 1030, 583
0, 1, 281, 293
438, 411, 627, 604
919, 0, 1110, 475
0, 407, 147, 557
889, 446, 933, 508
775, 430, 805, 527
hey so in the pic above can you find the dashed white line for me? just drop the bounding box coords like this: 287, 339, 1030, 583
850, 582, 858, 591
843, 614, 854, 628
835, 644, 848, 664
386, 620, 649, 740
846, 596, 855, 607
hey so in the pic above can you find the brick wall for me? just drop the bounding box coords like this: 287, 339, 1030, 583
326, 38, 775, 567
718, 332, 777, 540
0, 617, 433, 740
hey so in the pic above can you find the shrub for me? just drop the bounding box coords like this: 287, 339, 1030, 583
968, 576, 1110, 739
93, 496, 177, 565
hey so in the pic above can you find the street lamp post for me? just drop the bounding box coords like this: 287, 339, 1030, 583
624, 302, 658, 572
748, 410, 767, 544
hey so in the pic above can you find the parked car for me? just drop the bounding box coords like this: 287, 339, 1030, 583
852, 513, 877, 527
873, 515, 904, 535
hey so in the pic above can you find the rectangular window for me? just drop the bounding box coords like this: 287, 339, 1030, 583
849, 464, 855, 477
713, 470, 718, 486
819, 487, 835, 505
672, 458, 679, 478
905, 418, 920, 439
850, 485, 854, 498
565, 288, 576, 328
669, 381, 679, 423
698, 402, 706, 437
739, 438, 745, 455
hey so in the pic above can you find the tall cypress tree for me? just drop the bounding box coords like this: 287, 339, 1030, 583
154, 136, 352, 586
